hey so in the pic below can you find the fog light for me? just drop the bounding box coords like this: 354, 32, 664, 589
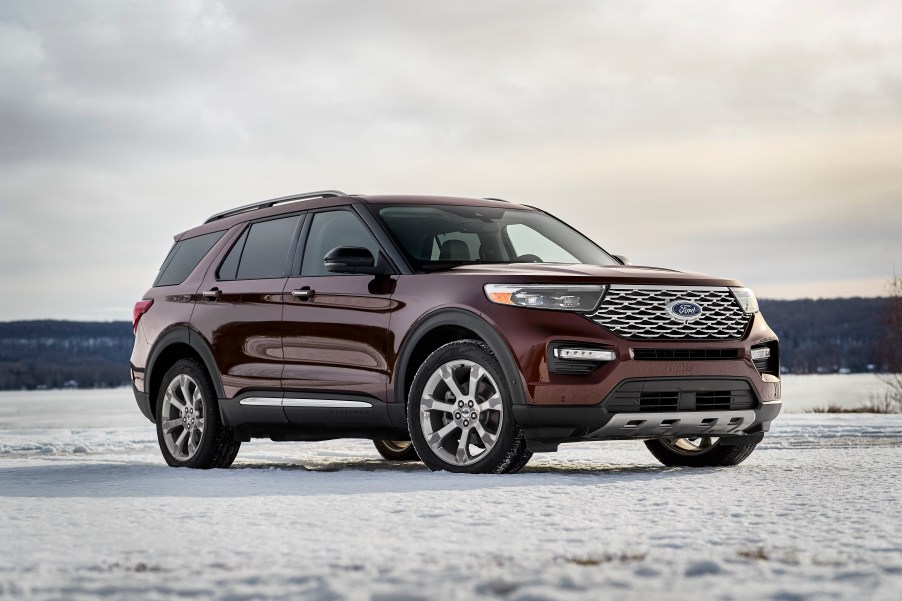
751, 347, 771, 361
553, 348, 616, 361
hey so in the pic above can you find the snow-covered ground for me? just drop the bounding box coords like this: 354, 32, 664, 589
780, 373, 892, 411
1, 387, 901, 601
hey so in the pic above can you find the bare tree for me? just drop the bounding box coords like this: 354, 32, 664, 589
876, 270, 902, 410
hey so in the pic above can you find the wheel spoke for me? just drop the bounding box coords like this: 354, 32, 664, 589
180, 376, 193, 407
162, 418, 182, 434
174, 429, 188, 456
440, 365, 465, 400
421, 393, 455, 414
166, 393, 185, 413
455, 428, 470, 464
194, 417, 205, 432
468, 364, 484, 398
474, 422, 497, 448
477, 393, 502, 412
426, 421, 457, 448
188, 433, 198, 456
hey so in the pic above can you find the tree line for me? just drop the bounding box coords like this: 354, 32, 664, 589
0, 298, 894, 390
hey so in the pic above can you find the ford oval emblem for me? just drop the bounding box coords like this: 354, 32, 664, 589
666, 300, 703, 321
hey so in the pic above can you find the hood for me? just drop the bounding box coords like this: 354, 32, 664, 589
440, 263, 742, 288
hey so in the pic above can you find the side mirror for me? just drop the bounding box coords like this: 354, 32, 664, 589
324, 246, 390, 275
614, 255, 632, 266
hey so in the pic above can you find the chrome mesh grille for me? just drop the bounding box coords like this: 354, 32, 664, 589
585, 286, 751, 340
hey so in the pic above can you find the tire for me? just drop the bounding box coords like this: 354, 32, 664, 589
644, 436, 759, 467
155, 358, 241, 469
373, 439, 420, 461
406, 339, 529, 474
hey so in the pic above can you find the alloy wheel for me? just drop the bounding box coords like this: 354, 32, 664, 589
160, 374, 206, 461
419, 359, 504, 467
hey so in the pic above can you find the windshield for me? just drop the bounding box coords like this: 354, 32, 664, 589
374, 204, 618, 271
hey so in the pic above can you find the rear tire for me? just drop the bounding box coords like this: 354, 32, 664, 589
407, 340, 528, 474
155, 359, 241, 469
373, 439, 419, 461
645, 436, 759, 467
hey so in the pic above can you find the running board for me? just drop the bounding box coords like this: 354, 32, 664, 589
586, 410, 756, 439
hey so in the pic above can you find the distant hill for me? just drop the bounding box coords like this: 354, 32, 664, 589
758, 297, 887, 373
0, 320, 133, 390
0, 297, 890, 389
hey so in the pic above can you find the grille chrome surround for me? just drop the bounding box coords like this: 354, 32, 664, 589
584, 285, 751, 340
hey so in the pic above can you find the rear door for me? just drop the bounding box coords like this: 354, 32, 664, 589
192, 213, 304, 400
281, 207, 395, 422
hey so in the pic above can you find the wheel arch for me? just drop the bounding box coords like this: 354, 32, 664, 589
146, 326, 225, 422
394, 308, 529, 407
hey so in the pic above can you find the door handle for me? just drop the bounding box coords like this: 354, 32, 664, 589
291, 287, 315, 301
202, 288, 221, 301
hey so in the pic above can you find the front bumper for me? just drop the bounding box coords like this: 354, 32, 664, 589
512, 379, 782, 451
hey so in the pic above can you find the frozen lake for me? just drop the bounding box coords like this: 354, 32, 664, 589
1, 381, 900, 600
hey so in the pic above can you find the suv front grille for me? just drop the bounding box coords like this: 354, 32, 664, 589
632, 348, 740, 360
604, 379, 758, 413
638, 392, 679, 411
696, 391, 739, 410
584, 286, 751, 340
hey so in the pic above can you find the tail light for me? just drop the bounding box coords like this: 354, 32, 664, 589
133, 300, 154, 334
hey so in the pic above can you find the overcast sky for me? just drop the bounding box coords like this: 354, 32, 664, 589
1, 0, 901, 321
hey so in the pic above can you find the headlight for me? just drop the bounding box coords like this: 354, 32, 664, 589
484, 284, 606, 311
730, 287, 759, 314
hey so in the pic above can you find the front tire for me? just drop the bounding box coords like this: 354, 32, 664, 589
155, 359, 241, 469
407, 340, 531, 474
645, 436, 759, 467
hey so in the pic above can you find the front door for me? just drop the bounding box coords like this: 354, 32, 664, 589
281, 208, 395, 423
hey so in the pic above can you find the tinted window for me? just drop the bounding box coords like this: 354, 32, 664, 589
301, 211, 381, 276
154, 230, 225, 287
218, 215, 300, 280
217, 229, 248, 280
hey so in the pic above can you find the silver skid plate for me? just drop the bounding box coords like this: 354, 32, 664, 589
587, 410, 756, 439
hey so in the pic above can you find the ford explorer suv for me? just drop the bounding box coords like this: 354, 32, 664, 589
130, 191, 781, 473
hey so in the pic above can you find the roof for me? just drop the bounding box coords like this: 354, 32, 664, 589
176, 192, 531, 240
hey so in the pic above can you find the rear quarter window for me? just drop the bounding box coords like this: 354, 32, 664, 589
154, 230, 225, 287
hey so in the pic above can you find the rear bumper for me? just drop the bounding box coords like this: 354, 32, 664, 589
132, 382, 155, 423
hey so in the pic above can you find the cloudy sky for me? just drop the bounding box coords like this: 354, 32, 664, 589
1, 0, 900, 321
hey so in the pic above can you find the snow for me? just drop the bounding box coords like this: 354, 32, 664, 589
1, 387, 901, 600
780, 374, 891, 412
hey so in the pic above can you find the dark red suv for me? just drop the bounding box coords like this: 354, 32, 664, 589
130, 191, 781, 473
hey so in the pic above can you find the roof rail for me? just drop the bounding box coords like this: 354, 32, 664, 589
204, 190, 348, 224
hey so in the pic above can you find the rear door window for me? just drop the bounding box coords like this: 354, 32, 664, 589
218, 215, 301, 280
154, 230, 225, 287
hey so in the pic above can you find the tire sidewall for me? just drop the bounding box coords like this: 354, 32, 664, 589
406, 340, 518, 473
